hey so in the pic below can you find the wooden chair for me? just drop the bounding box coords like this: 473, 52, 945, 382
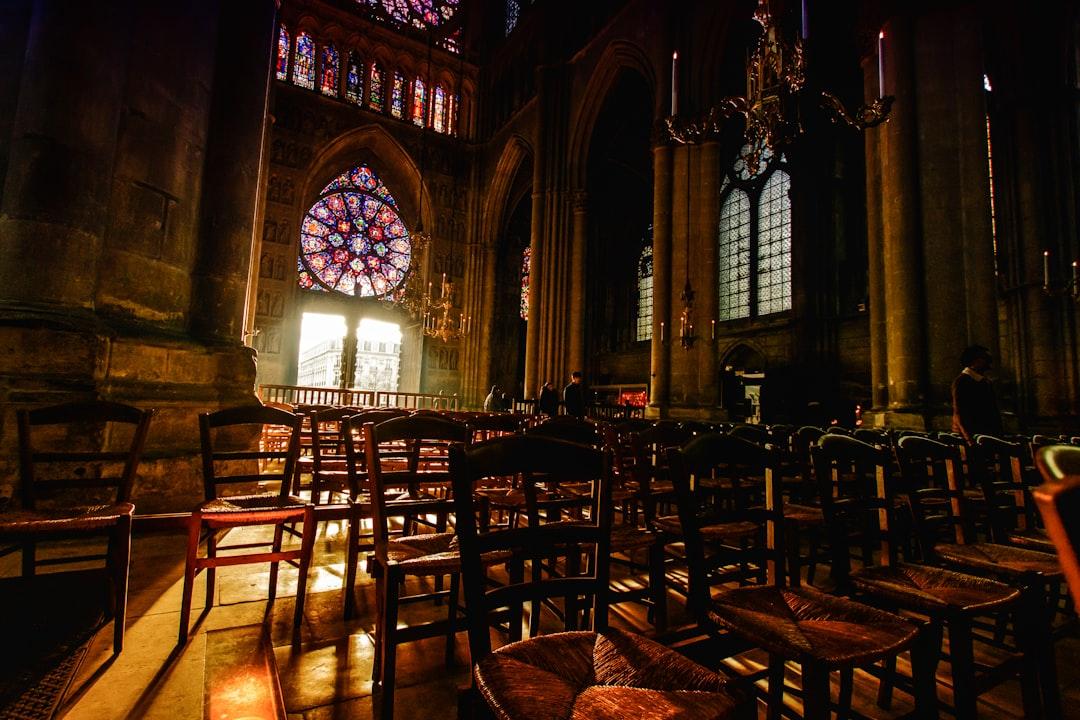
450, 435, 753, 720
179, 405, 315, 645
972, 435, 1052, 553
896, 435, 1064, 719
308, 407, 355, 504
679, 438, 939, 720
1034, 445, 1080, 607
360, 414, 474, 720
3, 400, 154, 654
823, 435, 1034, 720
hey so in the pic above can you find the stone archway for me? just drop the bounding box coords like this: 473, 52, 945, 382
719, 343, 768, 423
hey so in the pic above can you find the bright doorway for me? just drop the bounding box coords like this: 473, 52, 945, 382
295, 312, 402, 391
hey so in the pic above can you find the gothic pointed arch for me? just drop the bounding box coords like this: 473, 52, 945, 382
568, 41, 657, 190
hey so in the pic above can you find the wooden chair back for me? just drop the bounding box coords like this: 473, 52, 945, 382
450, 435, 612, 660
811, 435, 893, 586
198, 405, 300, 502
362, 415, 470, 547
309, 407, 355, 501
895, 435, 969, 558
973, 434, 1035, 542
524, 417, 602, 447
17, 400, 154, 508
1034, 445, 1080, 607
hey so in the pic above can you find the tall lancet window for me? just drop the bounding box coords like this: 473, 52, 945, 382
345, 52, 363, 103
636, 234, 653, 341
275, 25, 290, 81
717, 143, 791, 320
293, 32, 315, 89
319, 45, 339, 96
520, 247, 531, 320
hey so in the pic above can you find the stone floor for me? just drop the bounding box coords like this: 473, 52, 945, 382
5, 520, 1080, 719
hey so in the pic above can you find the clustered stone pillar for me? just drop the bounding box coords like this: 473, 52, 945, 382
190, 0, 277, 342
867, 7, 1000, 428
569, 191, 588, 377
697, 141, 721, 405
649, 144, 673, 416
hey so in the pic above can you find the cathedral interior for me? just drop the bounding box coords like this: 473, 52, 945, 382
0, 0, 1079, 718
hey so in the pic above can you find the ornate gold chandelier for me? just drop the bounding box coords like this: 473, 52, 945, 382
665, 0, 893, 170
421, 272, 471, 343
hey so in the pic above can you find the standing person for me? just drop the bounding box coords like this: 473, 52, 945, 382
563, 371, 586, 418
484, 385, 501, 412
951, 345, 1003, 443
537, 381, 559, 416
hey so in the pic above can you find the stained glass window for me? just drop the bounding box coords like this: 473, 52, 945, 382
520, 247, 531, 320
432, 86, 447, 133
756, 170, 791, 315
718, 191, 751, 320
320, 45, 339, 96
412, 78, 427, 127
506, 0, 521, 35
391, 73, 406, 118
446, 93, 458, 136
293, 32, 315, 90
717, 143, 791, 321
636, 234, 653, 341
345, 52, 362, 103
359, 0, 460, 32
276, 25, 290, 81
298, 164, 412, 298
368, 64, 385, 111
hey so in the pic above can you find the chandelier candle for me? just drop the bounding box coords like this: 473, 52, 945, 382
671, 51, 678, 115
1044, 250, 1051, 291
877, 31, 885, 97
801, 0, 808, 39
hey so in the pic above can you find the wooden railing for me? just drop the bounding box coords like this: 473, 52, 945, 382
257, 384, 458, 410
509, 399, 644, 420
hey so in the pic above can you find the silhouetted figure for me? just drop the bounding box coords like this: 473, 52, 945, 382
563, 371, 586, 418
951, 345, 1003, 443
537, 381, 559, 416
484, 385, 502, 412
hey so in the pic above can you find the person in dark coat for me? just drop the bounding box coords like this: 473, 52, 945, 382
562, 371, 586, 418
537, 381, 559, 416
951, 345, 1003, 443
484, 385, 501, 412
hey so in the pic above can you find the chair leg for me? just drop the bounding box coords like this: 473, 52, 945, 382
1032, 584, 1062, 720
178, 514, 202, 646
801, 663, 830, 720
648, 539, 667, 634
766, 654, 784, 720
293, 507, 316, 633
949, 618, 977, 720
344, 505, 361, 620
876, 655, 896, 709
111, 514, 133, 655
838, 667, 853, 718
377, 568, 401, 720
371, 562, 385, 681
911, 620, 942, 720
206, 528, 217, 610
1014, 602, 1044, 719
269, 524, 284, 603
446, 572, 460, 668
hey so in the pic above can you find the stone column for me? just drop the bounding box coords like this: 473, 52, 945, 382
864, 57, 888, 412
0, 0, 132, 308
523, 191, 543, 400
190, 0, 277, 342
649, 144, 673, 414
698, 142, 721, 406
569, 191, 588, 376
878, 13, 927, 419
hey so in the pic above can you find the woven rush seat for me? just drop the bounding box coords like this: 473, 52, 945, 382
850, 562, 1019, 614
0, 503, 134, 534
935, 542, 1064, 579
609, 524, 659, 553
708, 585, 918, 668
383, 532, 510, 574
652, 514, 760, 541
1007, 528, 1055, 553
473, 629, 749, 720
782, 502, 824, 525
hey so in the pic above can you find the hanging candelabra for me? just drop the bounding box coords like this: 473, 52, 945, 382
665, 0, 893, 171
421, 272, 472, 342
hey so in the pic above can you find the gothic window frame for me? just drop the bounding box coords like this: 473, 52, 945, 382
345, 51, 364, 103
293, 31, 316, 90
319, 44, 340, 97
717, 143, 792, 322
636, 229, 653, 342
276, 24, 291, 82
297, 163, 413, 299
519, 246, 531, 321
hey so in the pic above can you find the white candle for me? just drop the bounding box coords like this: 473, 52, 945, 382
1043, 250, 1051, 290
671, 51, 678, 116
660, 321, 665, 343
711, 319, 716, 341
801, 0, 808, 39
877, 31, 885, 97
1073, 261, 1079, 290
